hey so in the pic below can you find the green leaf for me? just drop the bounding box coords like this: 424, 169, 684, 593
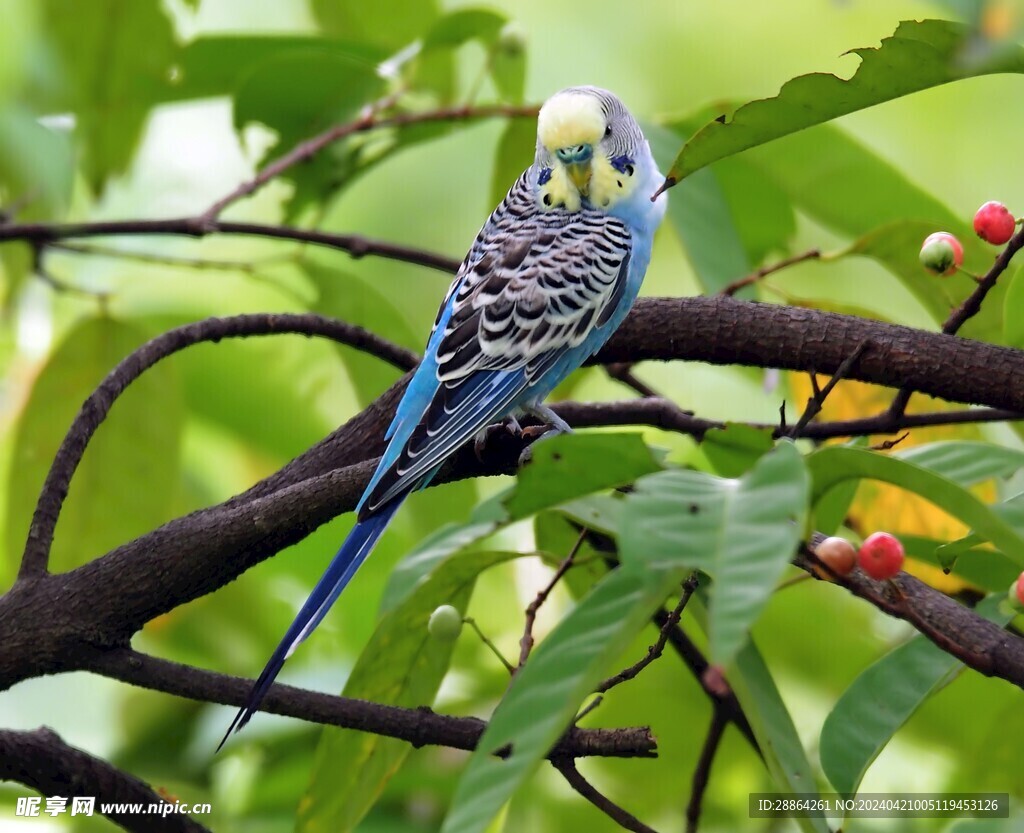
311, 0, 440, 50
489, 118, 534, 210
6, 318, 183, 573
621, 442, 809, 665
41, 0, 177, 190
900, 533, 1018, 593
233, 50, 385, 147
894, 441, 1024, 486
808, 446, 1024, 568
505, 433, 662, 521
811, 437, 868, 536
422, 9, 524, 104
646, 121, 750, 293
441, 564, 677, 833
173, 36, 384, 101
743, 123, 961, 237
303, 260, 419, 407
298, 547, 520, 833
820, 596, 1011, 799
664, 19, 1024, 185
1002, 264, 1024, 348
701, 423, 774, 477
0, 106, 73, 219
728, 637, 830, 833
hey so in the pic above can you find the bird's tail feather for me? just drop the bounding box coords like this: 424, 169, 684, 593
217, 499, 402, 750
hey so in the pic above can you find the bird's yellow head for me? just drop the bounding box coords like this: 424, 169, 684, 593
535, 87, 645, 213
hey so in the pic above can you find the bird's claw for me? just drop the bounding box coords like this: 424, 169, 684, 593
474, 417, 523, 461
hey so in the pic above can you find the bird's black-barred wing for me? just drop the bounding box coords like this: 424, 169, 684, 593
363, 172, 633, 513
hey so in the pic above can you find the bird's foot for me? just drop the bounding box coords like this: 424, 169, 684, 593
474, 415, 523, 461
516, 407, 573, 468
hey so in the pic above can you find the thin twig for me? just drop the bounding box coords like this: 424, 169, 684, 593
463, 617, 515, 674
553, 758, 659, 833
605, 362, 664, 399
596, 574, 699, 693
18, 313, 418, 579
517, 529, 587, 669
719, 249, 821, 297
0, 218, 463, 274
888, 223, 1024, 418
200, 103, 538, 223
50, 241, 298, 273
790, 339, 870, 438
685, 711, 728, 833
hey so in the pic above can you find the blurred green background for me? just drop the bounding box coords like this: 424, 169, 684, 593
2, 1, 1024, 831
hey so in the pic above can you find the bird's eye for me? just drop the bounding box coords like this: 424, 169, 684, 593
604, 124, 612, 138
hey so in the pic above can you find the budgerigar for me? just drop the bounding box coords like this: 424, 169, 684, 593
220, 86, 667, 745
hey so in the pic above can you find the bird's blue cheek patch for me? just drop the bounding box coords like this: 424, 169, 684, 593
538, 167, 552, 185
611, 155, 634, 174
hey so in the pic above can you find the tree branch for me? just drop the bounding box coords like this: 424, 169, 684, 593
552, 758, 659, 833
86, 649, 655, 760
888, 221, 1024, 418
19, 313, 417, 579
201, 104, 538, 223
0, 218, 461, 273
0, 726, 211, 833
684, 712, 727, 833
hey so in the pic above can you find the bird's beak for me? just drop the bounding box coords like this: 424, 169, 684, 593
555, 144, 594, 196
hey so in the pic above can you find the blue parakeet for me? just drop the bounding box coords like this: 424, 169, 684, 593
220, 86, 667, 745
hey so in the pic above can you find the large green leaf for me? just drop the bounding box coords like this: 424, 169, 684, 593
173, 36, 384, 101
646, 121, 751, 294
6, 318, 184, 574
298, 547, 521, 833
441, 564, 677, 833
311, 0, 439, 50
505, 432, 662, 521
808, 446, 1024, 568
820, 596, 1010, 799
664, 19, 1024, 186
728, 637, 831, 833
422, 10, 525, 104
489, 117, 534, 210
894, 441, 1024, 486
41, 0, 177, 190
621, 442, 809, 665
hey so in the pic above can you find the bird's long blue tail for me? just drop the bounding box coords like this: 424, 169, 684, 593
217, 498, 402, 750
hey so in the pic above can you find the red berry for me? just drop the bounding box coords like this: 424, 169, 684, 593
919, 232, 964, 276
974, 201, 1016, 245
857, 532, 905, 580
815, 536, 857, 576
1016, 572, 1024, 606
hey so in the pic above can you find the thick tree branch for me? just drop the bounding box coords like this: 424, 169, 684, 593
86, 649, 655, 760
8, 297, 1024, 697
0, 727, 211, 833
19, 313, 417, 579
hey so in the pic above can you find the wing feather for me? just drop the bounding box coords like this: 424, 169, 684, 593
363, 172, 633, 514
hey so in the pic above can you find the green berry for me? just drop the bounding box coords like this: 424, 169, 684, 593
919, 232, 963, 276
428, 605, 463, 641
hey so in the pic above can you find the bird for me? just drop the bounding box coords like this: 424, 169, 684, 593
219, 86, 667, 748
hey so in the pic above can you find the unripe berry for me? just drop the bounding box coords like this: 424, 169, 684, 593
1009, 571, 1024, 610
815, 536, 857, 576
974, 201, 1016, 245
857, 532, 905, 580
919, 232, 964, 276
428, 605, 463, 641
